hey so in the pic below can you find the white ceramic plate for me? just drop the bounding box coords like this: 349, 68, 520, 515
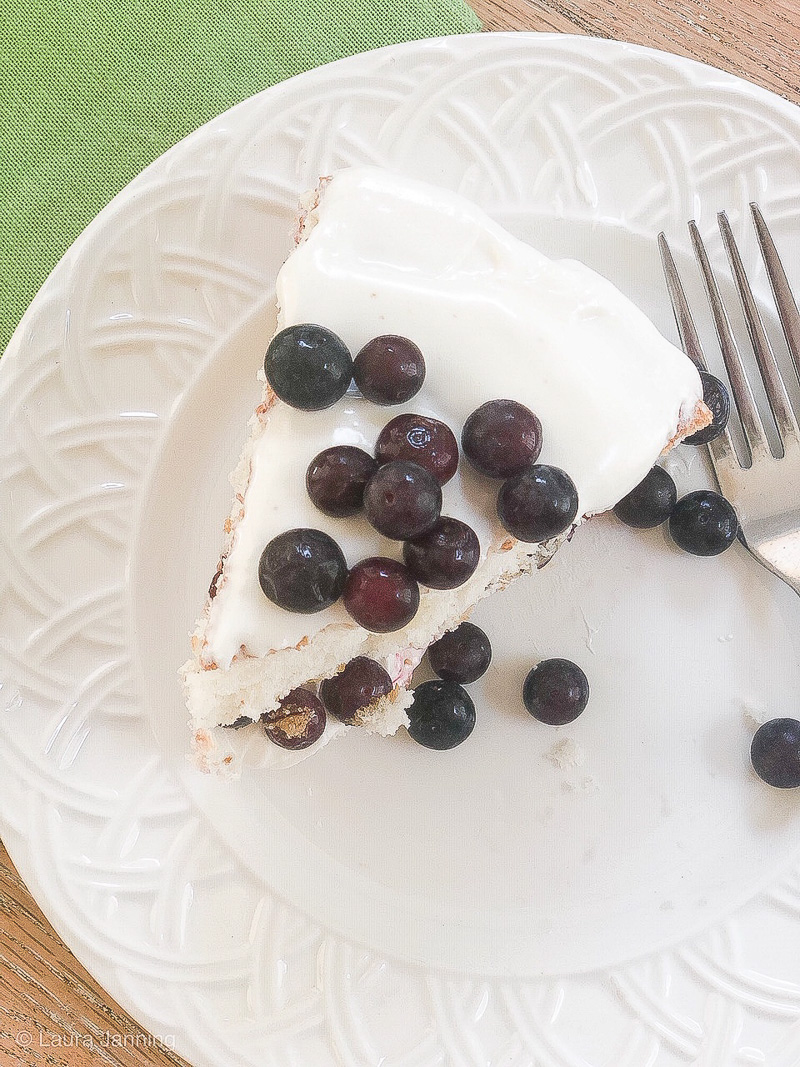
3, 33, 800, 1067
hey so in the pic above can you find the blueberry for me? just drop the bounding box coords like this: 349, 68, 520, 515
306, 445, 377, 517
523, 658, 589, 725
427, 622, 491, 684
614, 465, 677, 529
262, 689, 326, 750
407, 680, 476, 749
751, 718, 800, 788
497, 464, 579, 542
364, 460, 442, 540
264, 324, 352, 410
668, 490, 738, 556
403, 517, 480, 589
222, 715, 253, 729
685, 371, 731, 445
258, 529, 348, 613
375, 414, 459, 485
320, 657, 393, 724
462, 399, 542, 478
353, 335, 426, 405
343, 557, 420, 633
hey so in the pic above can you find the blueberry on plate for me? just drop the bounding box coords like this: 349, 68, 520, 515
427, 621, 491, 684
751, 718, 800, 788
264, 324, 352, 410
523, 658, 589, 725
407, 680, 476, 749
668, 489, 738, 556
614, 465, 677, 529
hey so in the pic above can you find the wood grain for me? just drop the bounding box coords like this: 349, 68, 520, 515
470, 0, 800, 103
2, 3, 799, 1065
0, 842, 190, 1067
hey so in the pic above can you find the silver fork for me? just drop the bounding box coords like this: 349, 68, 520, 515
658, 205, 800, 596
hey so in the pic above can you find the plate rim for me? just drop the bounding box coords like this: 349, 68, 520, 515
3, 29, 800, 1067
5, 29, 800, 367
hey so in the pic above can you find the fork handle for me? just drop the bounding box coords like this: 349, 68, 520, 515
752, 533, 800, 596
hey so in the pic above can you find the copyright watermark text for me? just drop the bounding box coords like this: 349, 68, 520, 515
14, 1026, 175, 1051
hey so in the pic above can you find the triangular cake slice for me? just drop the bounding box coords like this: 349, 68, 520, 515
182, 167, 709, 774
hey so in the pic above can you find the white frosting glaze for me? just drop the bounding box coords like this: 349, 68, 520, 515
205, 167, 702, 670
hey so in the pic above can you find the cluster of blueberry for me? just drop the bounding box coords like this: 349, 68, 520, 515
252, 323, 582, 752
261, 659, 396, 751
403, 624, 591, 749
248, 330, 800, 785
260, 619, 590, 753
259, 324, 580, 631
613, 372, 800, 789
614, 466, 739, 555
613, 370, 738, 554
404, 622, 491, 750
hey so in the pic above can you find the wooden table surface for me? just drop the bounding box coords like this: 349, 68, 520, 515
2, 2, 799, 1065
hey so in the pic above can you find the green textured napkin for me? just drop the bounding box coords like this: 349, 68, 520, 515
1, 0, 480, 350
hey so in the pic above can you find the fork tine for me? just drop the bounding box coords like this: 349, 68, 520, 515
658, 233, 707, 370
718, 211, 799, 448
687, 221, 769, 463
659, 232, 738, 471
750, 203, 800, 386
